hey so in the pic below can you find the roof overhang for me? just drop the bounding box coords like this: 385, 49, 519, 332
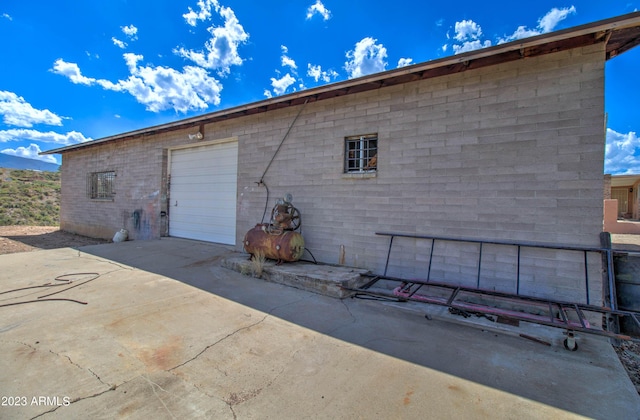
43, 11, 640, 156
611, 174, 640, 188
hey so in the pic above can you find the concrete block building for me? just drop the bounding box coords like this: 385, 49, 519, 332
45, 13, 640, 306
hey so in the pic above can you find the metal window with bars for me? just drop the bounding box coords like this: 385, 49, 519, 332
345, 134, 377, 173
87, 171, 116, 199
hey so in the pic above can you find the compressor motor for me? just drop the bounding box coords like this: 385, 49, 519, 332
243, 194, 304, 264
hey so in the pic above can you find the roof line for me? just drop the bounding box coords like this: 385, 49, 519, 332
43, 11, 640, 155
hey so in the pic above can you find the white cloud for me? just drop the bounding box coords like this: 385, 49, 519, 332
306, 64, 321, 81
538, 6, 576, 33
52, 56, 223, 113
307, 64, 338, 82
183, 0, 220, 26
121, 24, 138, 40
605, 128, 640, 175
450, 19, 492, 54
270, 74, 296, 96
499, 6, 576, 43
448, 7, 577, 55
282, 55, 297, 70
111, 54, 224, 112
454, 20, 483, 41
397, 58, 413, 68
51, 59, 95, 85
112, 25, 137, 49
453, 39, 492, 54
2, 13, 12, 21
0, 129, 91, 145
0, 91, 66, 128
122, 53, 143, 72
56, 3, 247, 113
306, 0, 331, 21
345, 37, 387, 79
502, 26, 541, 41
174, 5, 249, 75
264, 46, 308, 96
280, 45, 297, 70
112, 37, 127, 49
1, 144, 58, 164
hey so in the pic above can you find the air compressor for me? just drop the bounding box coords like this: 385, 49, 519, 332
243, 194, 304, 264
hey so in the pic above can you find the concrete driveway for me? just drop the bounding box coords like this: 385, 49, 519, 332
1, 238, 638, 419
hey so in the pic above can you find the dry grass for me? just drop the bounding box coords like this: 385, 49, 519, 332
250, 251, 266, 278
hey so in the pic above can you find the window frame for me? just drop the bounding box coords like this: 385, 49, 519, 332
344, 134, 378, 174
87, 171, 116, 200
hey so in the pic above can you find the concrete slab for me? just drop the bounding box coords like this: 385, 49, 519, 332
1, 237, 638, 419
221, 254, 370, 298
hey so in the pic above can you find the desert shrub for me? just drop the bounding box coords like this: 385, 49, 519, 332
0, 169, 61, 226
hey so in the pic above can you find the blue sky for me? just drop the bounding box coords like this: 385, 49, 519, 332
0, 1, 638, 174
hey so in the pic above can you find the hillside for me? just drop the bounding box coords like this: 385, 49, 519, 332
0, 153, 60, 172
0, 168, 60, 226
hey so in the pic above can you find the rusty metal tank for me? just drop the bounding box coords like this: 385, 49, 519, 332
243, 224, 305, 262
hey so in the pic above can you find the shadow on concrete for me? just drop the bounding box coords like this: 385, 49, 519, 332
78, 237, 640, 418
2, 230, 108, 251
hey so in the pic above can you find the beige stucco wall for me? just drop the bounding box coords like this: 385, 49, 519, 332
603, 199, 640, 234
60, 43, 607, 304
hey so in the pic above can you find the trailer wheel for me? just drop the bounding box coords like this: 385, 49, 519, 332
563, 333, 578, 351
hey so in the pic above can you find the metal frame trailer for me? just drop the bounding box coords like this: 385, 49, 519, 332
347, 232, 640, 350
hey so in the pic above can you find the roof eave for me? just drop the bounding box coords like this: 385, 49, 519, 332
42, 11, 640, 156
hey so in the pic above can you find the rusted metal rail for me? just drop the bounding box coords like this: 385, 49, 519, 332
346, 232, 640, 346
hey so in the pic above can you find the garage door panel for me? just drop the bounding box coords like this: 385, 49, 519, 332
169, 227, 235, 244
170, 207, 237, 219
171, 183, 236, 194
171, 195, 237, 207
171, 145, 236, 162
172, 142, 235, 158
170, 182, 237, 193
170, 214, 236, 226
169, 141, 238, 245
172, 197, 235, 207
171, 164, 238, 178
170, 227, 235, 239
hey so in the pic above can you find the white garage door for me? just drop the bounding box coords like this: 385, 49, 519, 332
169, 140, 238, 245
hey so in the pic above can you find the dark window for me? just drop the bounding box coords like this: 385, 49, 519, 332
345, 134, 377, 173
87, 171, 116, 199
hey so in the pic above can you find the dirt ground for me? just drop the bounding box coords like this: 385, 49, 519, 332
0, 226, 108, 254
1, 225, 639, 394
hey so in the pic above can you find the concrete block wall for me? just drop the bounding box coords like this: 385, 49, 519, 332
61, 129, 206, 240
60, 120, 247, 240
60, 137, 167, 240
235, 43, 607, 305
60, 43, 607, 305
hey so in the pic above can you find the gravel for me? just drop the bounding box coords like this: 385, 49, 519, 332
614, 340, 640, 395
